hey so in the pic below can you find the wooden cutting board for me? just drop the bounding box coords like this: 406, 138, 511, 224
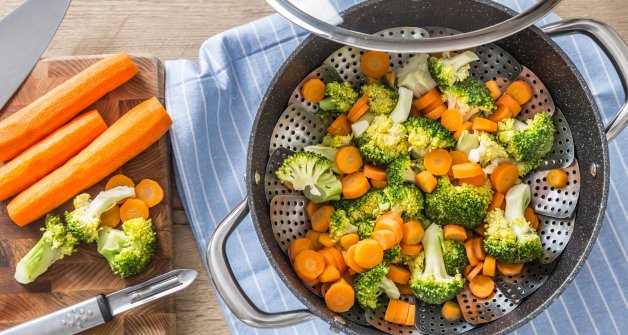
0, 55, 174, 334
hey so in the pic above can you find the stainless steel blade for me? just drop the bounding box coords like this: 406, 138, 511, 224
0, 0, 71, 110
107, 269, 197, 316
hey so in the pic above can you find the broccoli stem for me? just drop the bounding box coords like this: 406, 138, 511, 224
97, 227, 127, 264
14, 239, 62, 284
444, 51, 479, 73
505, 184, 531, 221
423, 224, 448, 278
318, 97, 337, 111
87, 186, 136, 218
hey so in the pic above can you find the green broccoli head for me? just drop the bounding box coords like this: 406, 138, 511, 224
442, 240, 467, 276
397, 54, 438, 98
361, 83, 399, 115
425, 177, 492, 229
354, 263, 400, 310
428, 51, 479, 87
329, 209, 358, 242
343, 188, 391, 223
385, 184, 425, 223
441, 78, 496, 117
318, 81, 359, 115
468, 131, 509, 166
386, 155, 425, 186
14, 215, 79, 284
356, 115, 409, 165
497, 112, 555, 165
97, 218, 157, 278
403, 116, 456, 157
357, 219, 377, 239
410, 224, 465, 304
275, 151, 342, 203
483, 184, 543, 263
321, 133, 353, 148
65, 186, 136, 243
384, 244, 403, 263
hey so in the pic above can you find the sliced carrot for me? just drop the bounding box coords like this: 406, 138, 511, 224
453, 121, 473, 141
487, 104, 511, 123
496, 262, 524, 276
485, 80, 502, 100
469, 275, 495, 299
371, 229, 398, 250
464, 264, 474, 277
441, 109, 463, 131
466, 261, 484, 281
106, 174, 135, 191
387, 264, 411, 284
100, 205, 121, 228
120, 198, 149, 222
393, 300, 411, 325
465, 239, 480, 266
327, 114, 351, 136
302, 78, 326, 103
302, 277, 320, 288
0, 52, 138, 163
289, 238, 315, 262
306, 230, 324, 250
353, 239, 384, 269
377, 211, 404, 227
473, 237, 486, 261
404, 304, 416, 326
340, 234, 360, 250
496, 94, 521, 117
483, 256, 496, 277
397, 284, 413, 295
294, 249, 325, 282
424, 149, 453, 176
324, 278, 355, 312
415, 171, 438, 193
311, 205, 335, 232
547, 169, 568, 188
347, 95, 370, 123
443, 225, 467, 242
472, 118, 498, 133
424, 105, 447, 120
488, 192, 505, 212
361, 51, 390, 78
448, 150, 469, 178
8, 98, 172, 226
473, 224, 486, 237
452, 162, 483, 179
459, 171, 486, 187
375, 217, 404, 244
505, 80, 533, 105
423, 98, 445, 115
384, 299, 400, 323
0, 111, 108, 202
385, 72, 397, 87
364, 164, 387, 181
336, 146, 363, 174
412, 88, 441, 110
371, 179, 388, 189
346, 245, 367, 273
135, 179, 164, 208
306, 201, 321, 219
525, 207, 539, 230
400, 242, 422, 256
319, 233, 338, 247
401, 221, 424, 245
442, 301, 462, 321
489, 162, 519, 193
341, 172, 371, 199
320, 247, 346, 274
319, 265, 341, 282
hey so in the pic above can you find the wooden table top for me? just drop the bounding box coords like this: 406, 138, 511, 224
0, 1, 626, 334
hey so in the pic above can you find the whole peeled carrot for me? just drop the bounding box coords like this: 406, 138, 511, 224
0, 52, 138, 163
0, 110, 107, 201
8, 98, 172, 226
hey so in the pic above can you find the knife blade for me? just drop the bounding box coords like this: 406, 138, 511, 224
0, 0, 71, 110
0, 269, 197, 335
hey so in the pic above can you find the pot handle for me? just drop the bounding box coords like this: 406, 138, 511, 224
541, 19, 628, 142
206, 197, 318, 328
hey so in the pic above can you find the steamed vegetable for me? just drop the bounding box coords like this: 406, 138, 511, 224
275, 151, 342, 203
428, 51, 479, 87
397, 54, 438, 98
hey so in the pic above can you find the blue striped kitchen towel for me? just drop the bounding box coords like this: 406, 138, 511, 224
164, 0, 627, 334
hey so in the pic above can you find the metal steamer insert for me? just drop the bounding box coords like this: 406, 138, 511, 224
264, 26, 581, 334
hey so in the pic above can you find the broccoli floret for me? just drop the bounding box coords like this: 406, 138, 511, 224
357, 219, 377, 239
275, 151, 342, 203
455, 130, 480, 156
441, 78, 496, 118
483, 184, 543, 264
390, 87, 414, 124
360, 83, 399, 115
321, 133, 353, 148
318, 81, 359, 115
410, 224, 465, 304
303, 145, 339, 174
384, 244, 402, 263
356, 115, 409, 165
442, 240, 467, 276
65, 186, 136, 243
468, 131, 509, 166
497, 112, 555, 166
386, 155, 425, 186
97, 217, 157, 278
354, 264, 400, 309
397, 54, 438, 98
425, 177, 492, 229
385, 184, 426, 223
344, 188, 391, 223
404, 116, 455, 157
329, 209, 358, 241
428, 51, 479, 87
14, 215, 78, 284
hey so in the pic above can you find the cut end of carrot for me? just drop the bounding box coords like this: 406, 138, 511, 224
135, 179, 164, 208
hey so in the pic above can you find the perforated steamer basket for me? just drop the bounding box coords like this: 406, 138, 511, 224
207, 0, 628, 334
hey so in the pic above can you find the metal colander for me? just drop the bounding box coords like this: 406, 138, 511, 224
264, 26, 581, 334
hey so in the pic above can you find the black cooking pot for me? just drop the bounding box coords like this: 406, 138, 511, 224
206, 0, 628, 334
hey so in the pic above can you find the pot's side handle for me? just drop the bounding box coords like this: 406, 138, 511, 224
206, 197, 317, 328
542, 19, 628, 142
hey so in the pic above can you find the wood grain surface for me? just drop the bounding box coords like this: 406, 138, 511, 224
0, 1, 625, 334
0, 55, 173, 334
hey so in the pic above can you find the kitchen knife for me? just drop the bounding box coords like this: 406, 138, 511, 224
0, 0, 71, 110
0, 269, 197, 335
